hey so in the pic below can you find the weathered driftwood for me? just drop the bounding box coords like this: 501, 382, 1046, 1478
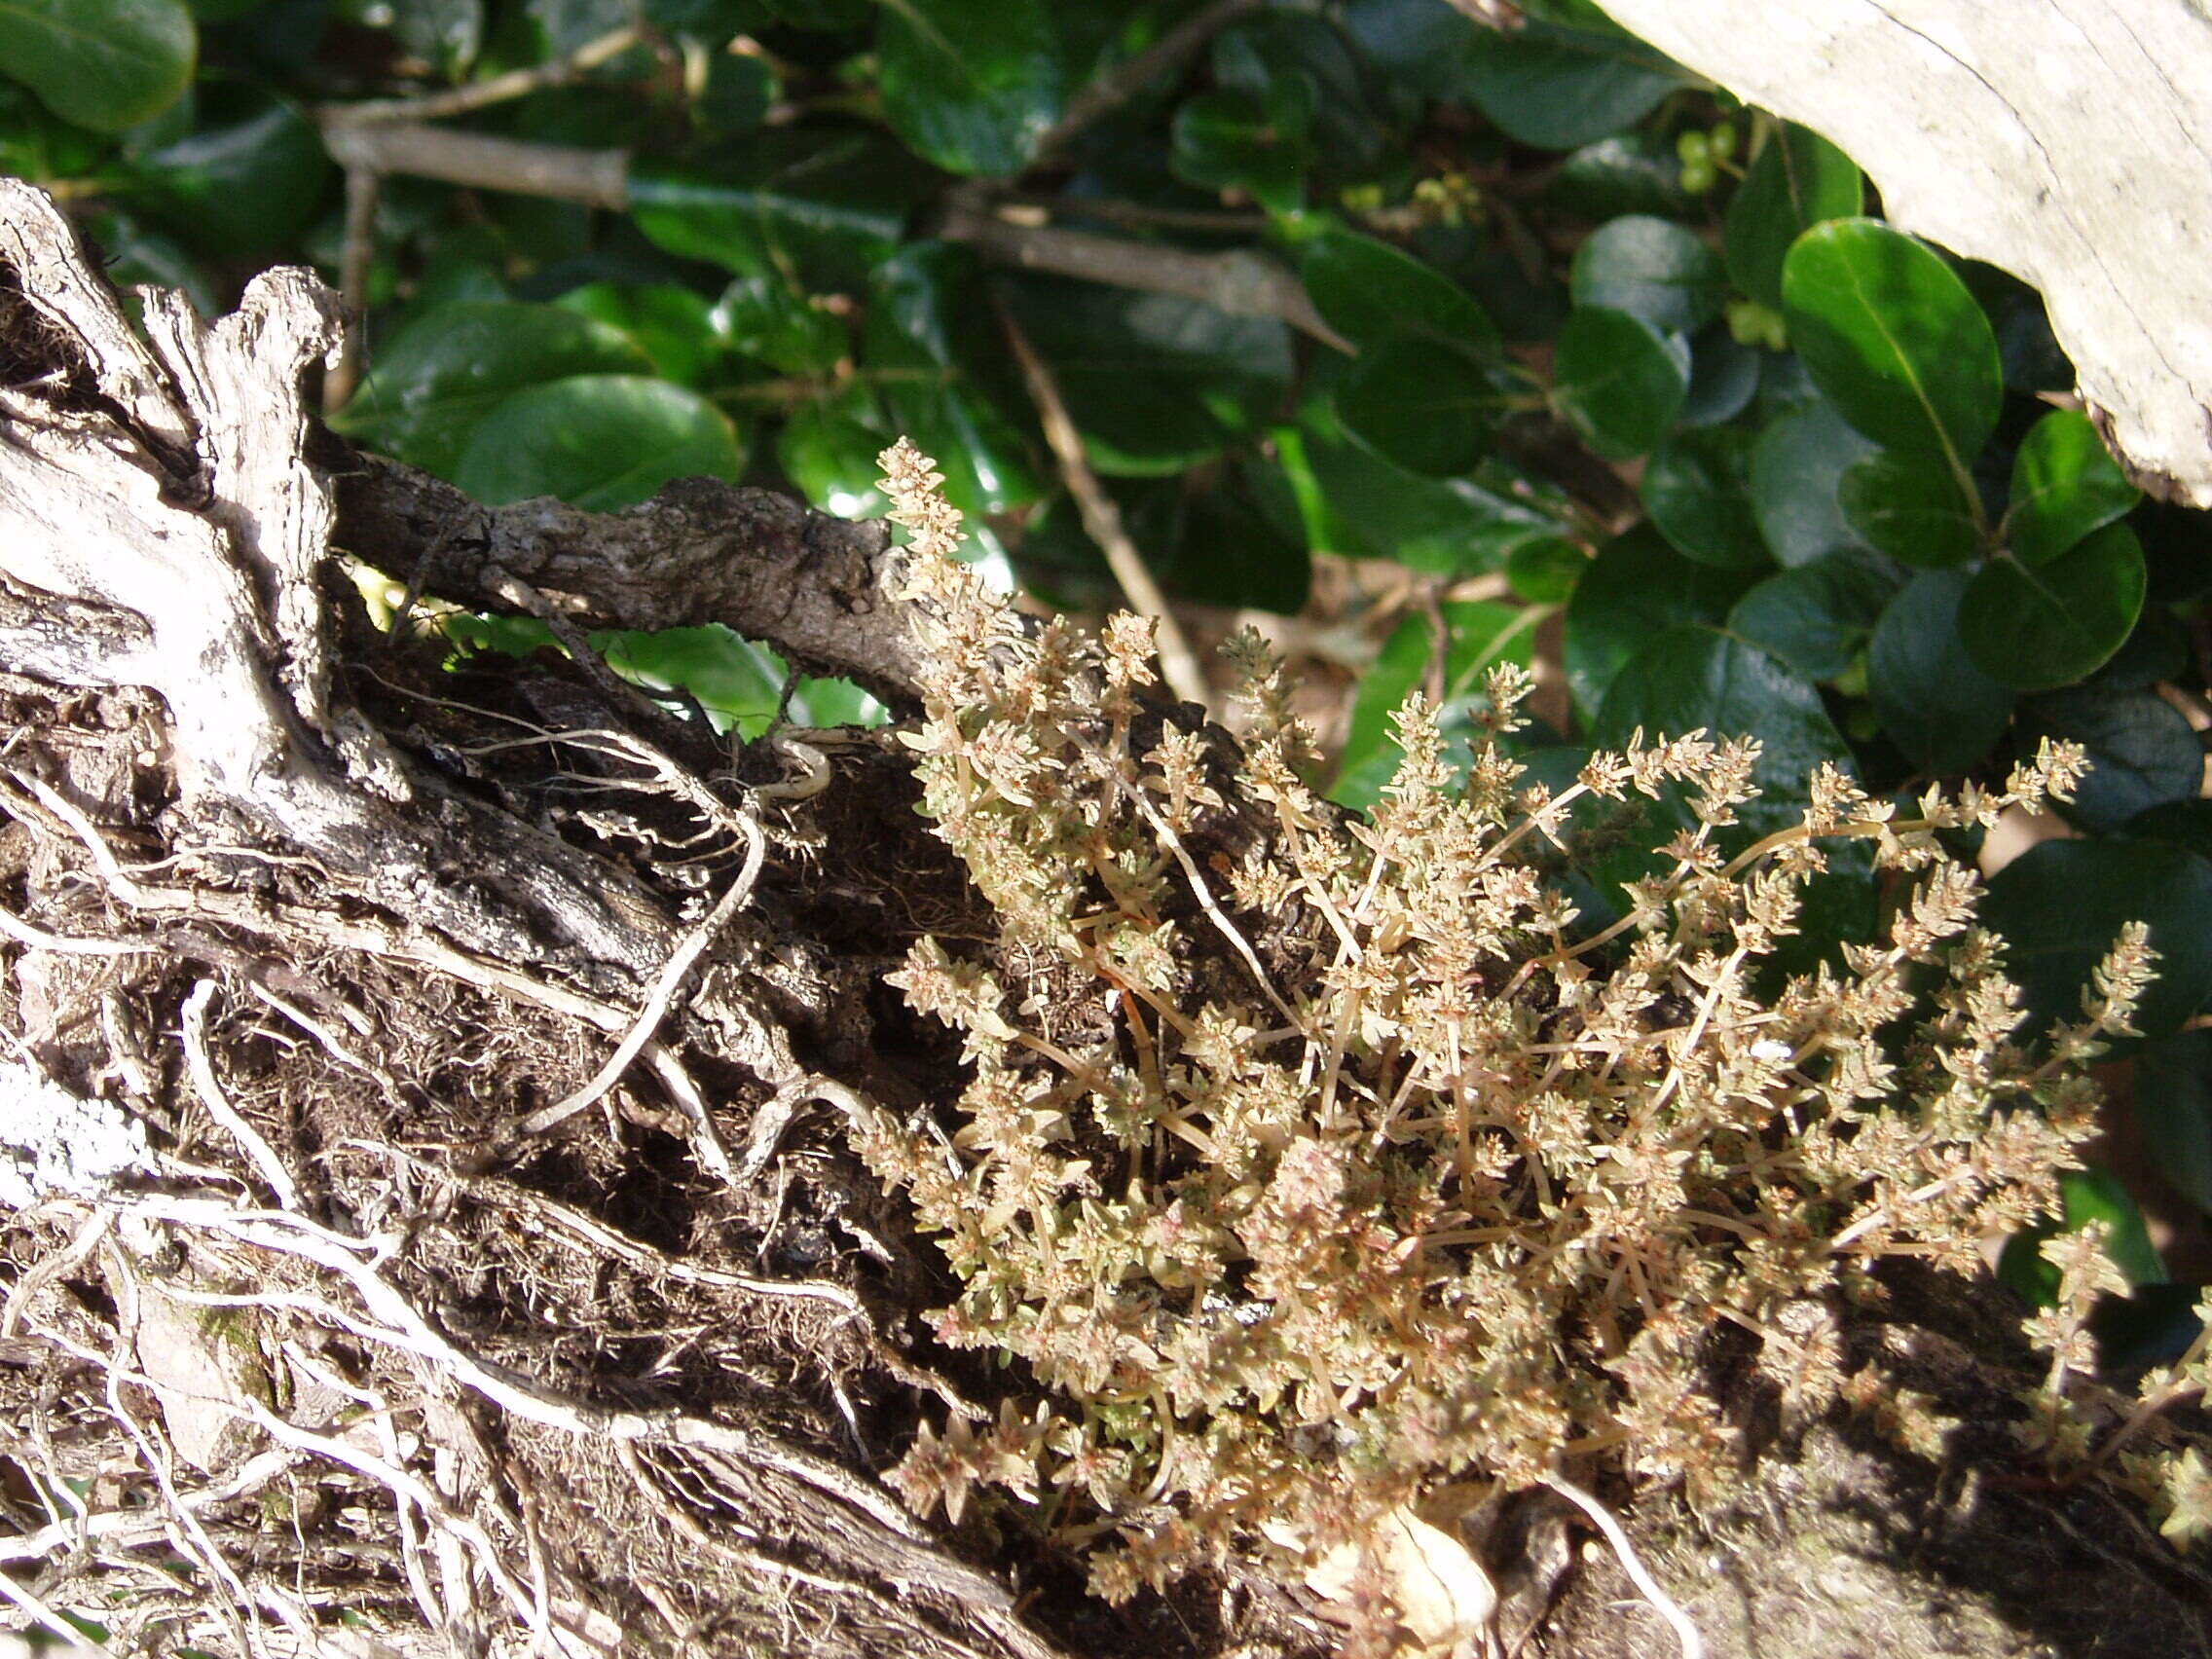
0, 181, 2206, 1658
1589, 0, 2212, 506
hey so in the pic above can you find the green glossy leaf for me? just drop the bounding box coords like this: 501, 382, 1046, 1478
1283, 413, 1565, 576
554, 281, 721, 386
0, 0, 194, 132
1968, 263, 2076, 396
455, 375, 743, 511
1455, 14, 1686, 149
1551, 130, 1696, 220
1552, 306, 1687, 461
1336, 340, 1496, 478
1302, 225, 1501, 359
1563, 523, 1754, 714
2009, 406, 2140, 568
82, 207, 215, 315
0, 77, 111, 179
1334, 599, 1533, 810
1721, 121, 1862, 311
127, 88, 328, 255
1161, 458, 1309, 613
2121, 799, 2212, 862
1982, 838, 2212, 1041
523, 0, 633, 57
865, 243, 1039, 515
2019, 686, 2201, 833
373, 0, 483, 77
758, 0, 866, 25
1569, 214, 1724, 336
1641, 425, 1767, 568
1213, 15, 1382, 174
1959, 523, 2147, 691
1017, 465, 1309, 616
1748, 396, 1879, 568
2087, 607, 2194, 692
1679, 329, 1760, 427
1595, 624, 1851, 772
2133, 1032, 2212, 1215
627, 129, 934, 288
877, 0, 1066, 176
1504, 535, 1586, 604
336, 301, 650, 477
777, 403, 889, 519
998, 273, 1291, 476
1339, 0, 1479, 99
1866, 568, 2013, 774
693, 46, 777, 134
1837, 451, 1980, 568
1593, 621, 1878, 965
712, 275, 845, 375
1999, 1166, 2168, 1306
602, 623, 783, 727
1725, 547, 1895, 682
1168, 80, 1314, 214
1781, 219, 2001, 469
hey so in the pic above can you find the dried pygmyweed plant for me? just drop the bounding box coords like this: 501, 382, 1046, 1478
858, 439, 2173, 1604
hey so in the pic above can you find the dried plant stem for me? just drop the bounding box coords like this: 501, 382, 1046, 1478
995, 302, 1211, 715
509, 809, 764, 1140
2084, 1314, 2212, 1473
327, 166, 379, 410
0, 897, 154, 955
181, 979, 301, 1210
0, 1563, 112, 1654
954, 212, 1352, 350
320, 122, 630, 208
1541, 1475, 1705, 1659
1120, 779, 1299, 1027
330, 25, 641, 129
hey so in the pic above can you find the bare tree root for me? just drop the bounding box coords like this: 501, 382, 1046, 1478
0, 180, 1098, 1659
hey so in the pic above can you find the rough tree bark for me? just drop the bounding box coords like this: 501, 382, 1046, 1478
0, 182, 2204, 1659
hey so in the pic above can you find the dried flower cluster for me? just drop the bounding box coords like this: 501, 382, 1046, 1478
861, 439, 2194, 1601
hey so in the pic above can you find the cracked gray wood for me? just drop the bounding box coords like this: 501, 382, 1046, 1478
1592, 0, 2212, 504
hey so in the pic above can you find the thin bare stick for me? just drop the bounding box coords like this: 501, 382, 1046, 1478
240, 1400, 542, 1628
300, 123, 1355, 350
1542, 1474, 1705, 1659
952, 210, 1352, 351
989, 193, 1268, 233
331, 25, 641, 128
452, 1161, 863, 1314
996, 302, 1212, 713
1, 1208, 113, 1338
3, 770, 152, 903
181, 980, 300, 1210
1118, 778, 1300, 1028
326, 166, 380, 411
0, 899, 156, 956
0, 1561, 111, 1654
245, 980, 380, 1078
1040, 0, 1266, 152
0, 1448, 301, 1565
645, 1042, 740, 1185
321, 122, 630, 208
509, 810, 764, 1140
